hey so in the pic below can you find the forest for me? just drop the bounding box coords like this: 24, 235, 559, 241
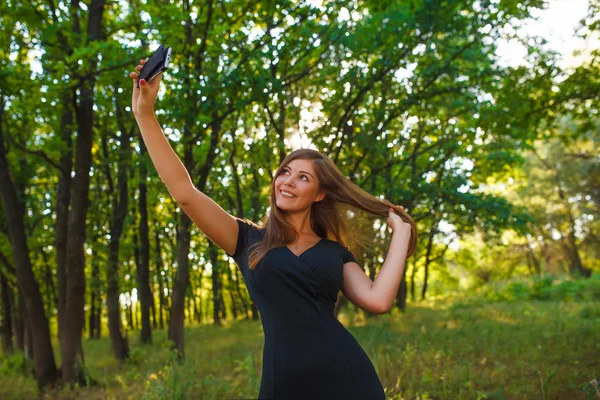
0, 0, 598, 399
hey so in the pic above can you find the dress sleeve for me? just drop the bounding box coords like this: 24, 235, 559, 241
229, 218, 260, 261
342, 246, 356, 264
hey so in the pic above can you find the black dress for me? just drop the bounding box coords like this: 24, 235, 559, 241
228, 218, 386, 400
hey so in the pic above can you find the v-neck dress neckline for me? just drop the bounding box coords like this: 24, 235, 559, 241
284, 238, 324, 258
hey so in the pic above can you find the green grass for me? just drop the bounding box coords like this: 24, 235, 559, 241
1, 296, 599, 399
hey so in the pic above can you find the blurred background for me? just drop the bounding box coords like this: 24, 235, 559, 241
0, 0, 598, 398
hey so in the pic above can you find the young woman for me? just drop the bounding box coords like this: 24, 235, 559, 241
130, 59, 417, 400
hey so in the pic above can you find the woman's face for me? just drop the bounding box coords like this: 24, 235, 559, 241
274, 159, 325, 212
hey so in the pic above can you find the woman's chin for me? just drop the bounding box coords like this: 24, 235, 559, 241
277, 203, 292, 211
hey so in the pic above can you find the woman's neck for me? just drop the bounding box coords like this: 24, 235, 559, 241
285, 209, 316, 236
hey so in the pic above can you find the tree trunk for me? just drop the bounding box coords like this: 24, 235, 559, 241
233, 267, 251, 319
14, 296, 24, 353
106, 218, 129, 359
198, 290, 204, 323
55, 89, 74, 346
136, 136, 152, 343
23, 305, 34, 361
126, 296, 134, 330
410, 259, 417, 301
396, 262, 408, 312
154, 230, 165, 330
226, 267, 239, 320
103, 120, 132, 361
210, 242, 223, 326
0, 95, 57, 387
169, 213, 191, 355
89, 290, 96, 341
187, 279, 200, 323
421, 227, 436, 301
566, 214, 590, 277
151, 293, 158, 330
41, 252, 57, 331
88, 255, 100, 340
61, 0, 107, 383
1, 271, 14, 354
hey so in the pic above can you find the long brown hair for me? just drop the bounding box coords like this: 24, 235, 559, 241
246, 149, 418, 270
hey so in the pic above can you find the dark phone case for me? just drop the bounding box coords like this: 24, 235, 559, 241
137, 44, 170, 88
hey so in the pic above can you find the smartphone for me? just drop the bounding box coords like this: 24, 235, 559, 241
136, 44, 172, 88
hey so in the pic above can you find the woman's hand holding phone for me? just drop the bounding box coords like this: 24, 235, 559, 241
129, 58, 162, 119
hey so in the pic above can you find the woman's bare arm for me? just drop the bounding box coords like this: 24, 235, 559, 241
129, 59, 238, 256
342, 229, 410, 313
342, 207, 411, 313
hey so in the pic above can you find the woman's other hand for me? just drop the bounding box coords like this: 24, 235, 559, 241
129, 58, 162, 119
387, 205, 410, 235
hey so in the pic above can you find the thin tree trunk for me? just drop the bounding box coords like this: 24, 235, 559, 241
41, 252, 57, 332
421, 228, 436, 301
89, 291, 96, 340
126, 295, 134, 330
88, 242, 100, 340
95, 304, 102, 339
209, 242, 223, 326
188, 279, 200, 323
14, 295, 24, 353
154, 230, 165, 330
55, 89, 74, 346
24, 306, 34, 361
396, 263, 408, 312
233, 267, 251, 319
103, 115, 132, 361
410, 258, 417, 301
169, 210, 191, 354
1, 272, 13, 354
136, 134, 153, 342
227, 267, 239, 320
151, 293, 158, 330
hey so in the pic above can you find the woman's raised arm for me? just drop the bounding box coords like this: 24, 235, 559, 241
129, 59, 239, 256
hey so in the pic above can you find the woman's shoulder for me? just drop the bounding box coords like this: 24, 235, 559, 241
236, 218, 265, 239
321, 238, 351, 253
236, 217, 262, 229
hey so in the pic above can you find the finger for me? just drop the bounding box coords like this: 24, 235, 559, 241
130, 72, 140, 92
140, 58, 147, 64
135, 65, 143, 71
145, 73, 163, 90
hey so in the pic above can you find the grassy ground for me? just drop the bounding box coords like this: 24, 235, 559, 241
1, 297, 598, 399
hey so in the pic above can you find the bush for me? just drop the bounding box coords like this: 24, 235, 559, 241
530, 275, 555, 300
580, 305, 600, 319
476, 274, 600, 304
0, 352, 28, 377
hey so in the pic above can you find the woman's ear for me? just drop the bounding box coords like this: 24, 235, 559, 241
315, 192, 326, 202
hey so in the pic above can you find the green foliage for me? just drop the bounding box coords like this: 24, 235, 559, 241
0, 353, 36, 400
0, 352, 28, 377
474, 274, 600, 303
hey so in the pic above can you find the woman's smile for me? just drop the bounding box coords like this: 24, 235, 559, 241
280, 190, 297, 199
